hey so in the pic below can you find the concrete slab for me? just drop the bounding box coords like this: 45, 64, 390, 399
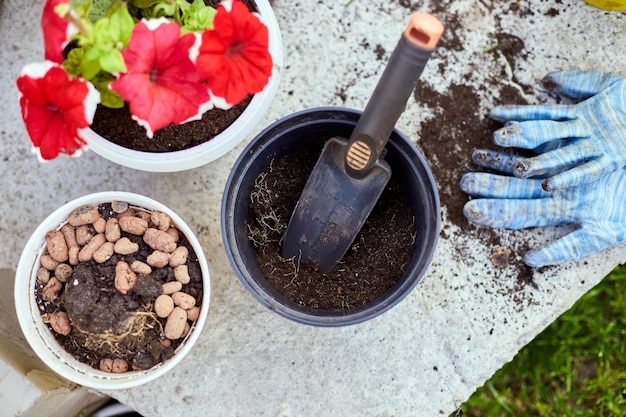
1, 0, 624, 416
0, 269, 106, 417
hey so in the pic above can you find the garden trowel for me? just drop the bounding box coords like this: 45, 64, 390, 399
281, 13, 444, 273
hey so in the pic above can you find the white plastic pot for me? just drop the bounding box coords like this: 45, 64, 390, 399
15, 192, 210, 389
84, 0, 283, 172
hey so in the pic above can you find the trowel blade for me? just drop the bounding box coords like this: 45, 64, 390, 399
282, 137, 391, 273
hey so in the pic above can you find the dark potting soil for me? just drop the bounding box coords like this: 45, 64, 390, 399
248, 149, 416, 311
91, 98, 251, 152
89, 0, 259, 153
35, 203, 204, 371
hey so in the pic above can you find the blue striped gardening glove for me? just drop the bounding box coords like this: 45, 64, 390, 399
461, 150, 626, 267
489, 71, 626, 191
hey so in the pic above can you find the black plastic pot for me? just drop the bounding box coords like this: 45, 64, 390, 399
221, 107, 440, 326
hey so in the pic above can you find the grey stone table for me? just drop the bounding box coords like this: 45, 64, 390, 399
1, 1, 624, 416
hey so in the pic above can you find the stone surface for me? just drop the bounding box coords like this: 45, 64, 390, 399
1, 1, 625, 416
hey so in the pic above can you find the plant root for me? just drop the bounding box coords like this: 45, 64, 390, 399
73, 306, 162, 358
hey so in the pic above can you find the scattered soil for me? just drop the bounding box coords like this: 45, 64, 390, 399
407, 0, 540, 290
248, 149, 416, 310
89, 0, 259, 153
35, 203, 203, 371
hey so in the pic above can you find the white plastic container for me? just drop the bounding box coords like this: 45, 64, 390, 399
15, 192, 210, 389
85, 0, 283, 172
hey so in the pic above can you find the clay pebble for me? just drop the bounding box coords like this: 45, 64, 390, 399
169, 246, 189, 268
93, 241, 114, 264
78, 233, 106, 262
42, 277, 62, 301
174, 265, 191, 284
118, 216, 149, 235
162, 281, 183, 295
150, 211, 172, 231
45, 230, 69, 263
105, 218, 121, 242
171, 291, 196, 309
144, 228, 177, 253
48, 311, 71, 336
68, 205, 100, 227
54, 263, 73, 282
114, 261, 138, 295
164, 307, 187, 340
114, 237, 139, 255
99, 358, 129, 373
155, 294, 174, 318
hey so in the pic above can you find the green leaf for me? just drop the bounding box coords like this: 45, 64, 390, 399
81, 58, 102, 80
182, 0, 216, 33
99, 49, 126, 74
129, 0, 162, 8
106, 2, 135, 46
152, 2, 177, 19
70, 0, 118, 22
92, 72, 124, 108
81, 47, 105, 79
64, 47, 85, 78
90, 0, 118, 21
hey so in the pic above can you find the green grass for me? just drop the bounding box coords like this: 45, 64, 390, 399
453, 264, 626, 417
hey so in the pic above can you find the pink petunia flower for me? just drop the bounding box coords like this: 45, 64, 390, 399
42, 0, 77, 64
196, 0, 273, 108
110, 18, 212, 138
17, 62, 100, 161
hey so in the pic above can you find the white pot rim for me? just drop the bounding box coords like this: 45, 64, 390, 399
15, 192, 211, 389
85, 0, 283, 172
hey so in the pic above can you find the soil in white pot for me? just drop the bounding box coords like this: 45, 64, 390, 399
91, 98, 251, 152
35, 202, 204, 373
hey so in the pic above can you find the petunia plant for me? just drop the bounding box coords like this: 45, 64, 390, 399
17, 0, 273, 160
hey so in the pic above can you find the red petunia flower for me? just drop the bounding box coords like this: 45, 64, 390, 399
110, 18, 212, 138
17, 62, 100, 161
196, 0, 273, 108
41, 0, 77, 64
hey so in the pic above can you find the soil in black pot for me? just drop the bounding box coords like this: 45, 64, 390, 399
35, 202, 203, 372
248, 149, 416, 311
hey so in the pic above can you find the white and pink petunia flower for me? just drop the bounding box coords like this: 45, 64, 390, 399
110, 18, 212, 138
196, 0, 273, 108
17, 62, 100, 161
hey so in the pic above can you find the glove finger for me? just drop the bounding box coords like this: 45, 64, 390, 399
523, 228, 608, 267
463, 198, 564, 229
460, 172, 547, 198
543, 71, 623, 101
490, 104, 573, 123
471, 149, 521, 175
493, 119, 587, 149
514, 140, 596, 179
542, 159, 613, 191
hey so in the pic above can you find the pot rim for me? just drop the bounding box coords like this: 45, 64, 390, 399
15, 191, 211, 389
84, 0, 283, 173
222, 107, 440, 326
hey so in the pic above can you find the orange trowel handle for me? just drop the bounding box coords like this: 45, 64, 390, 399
345, 13, 444, 178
